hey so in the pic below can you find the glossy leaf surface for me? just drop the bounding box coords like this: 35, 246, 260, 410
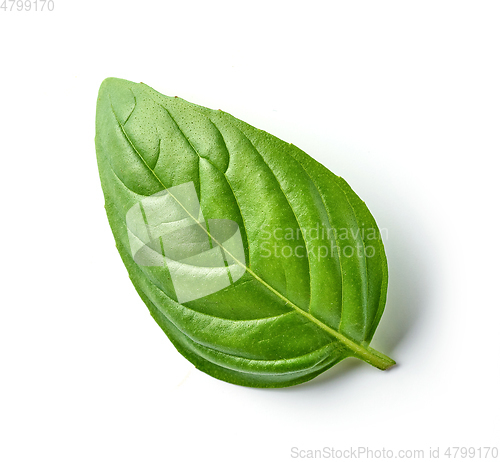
95, 78, 395, 388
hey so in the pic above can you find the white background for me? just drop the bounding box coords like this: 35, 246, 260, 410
1, 1, 499, 461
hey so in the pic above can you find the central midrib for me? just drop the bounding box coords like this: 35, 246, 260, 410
109, 96, 395, 370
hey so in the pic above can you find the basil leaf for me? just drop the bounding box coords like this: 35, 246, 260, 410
95, 77, 395, 388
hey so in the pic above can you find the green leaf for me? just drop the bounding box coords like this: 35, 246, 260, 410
95, 77, 395, 388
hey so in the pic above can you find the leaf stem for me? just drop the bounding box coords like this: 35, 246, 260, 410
358, 347, 396, 370
244, 267, 396, 370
